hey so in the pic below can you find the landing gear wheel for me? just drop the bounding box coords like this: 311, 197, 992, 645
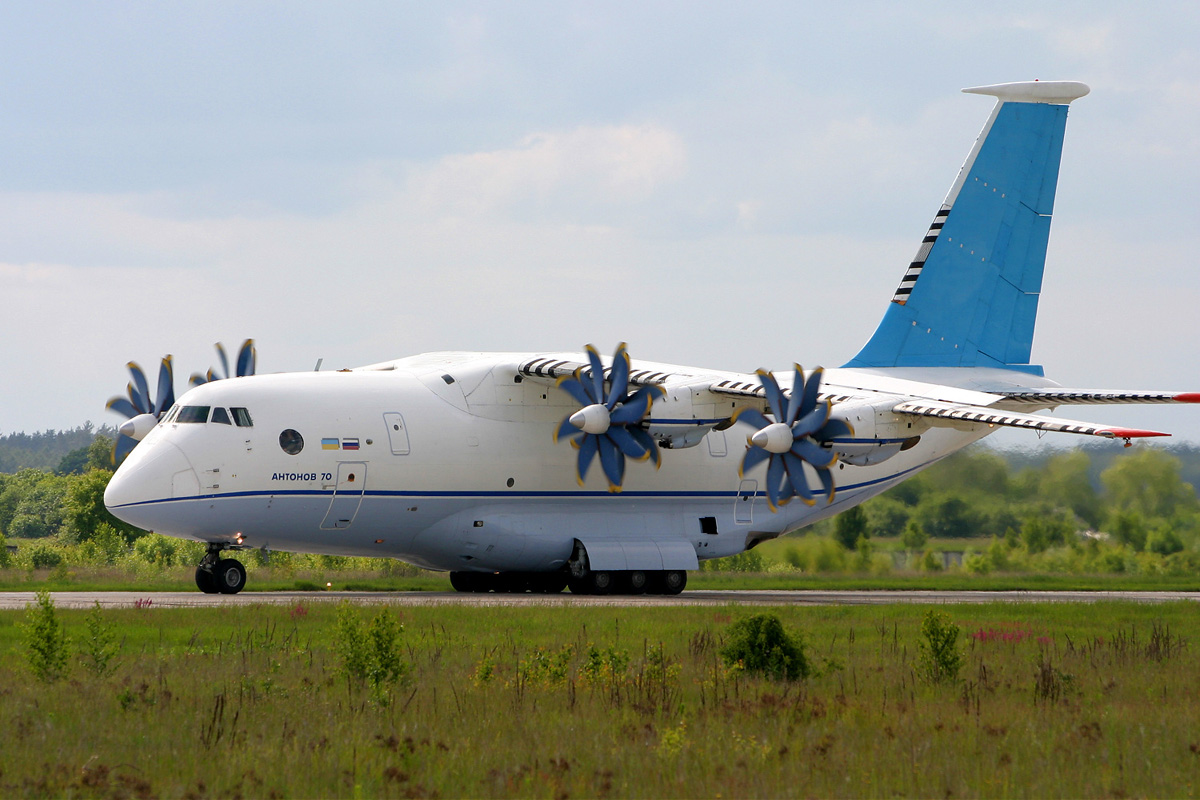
658, 570, 687, 596
589, 570, 614, 595
625, 570, 648, 595
214, 558, 247, 594
195, 566, 219, 594
449, 572, 480, 592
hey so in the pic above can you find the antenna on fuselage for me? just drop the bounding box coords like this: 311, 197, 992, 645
314, 358, 323, 372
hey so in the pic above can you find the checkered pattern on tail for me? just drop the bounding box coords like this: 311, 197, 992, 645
890, 205, 950, 305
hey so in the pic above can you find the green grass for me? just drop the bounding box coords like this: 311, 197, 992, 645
1, 599, 1198, 797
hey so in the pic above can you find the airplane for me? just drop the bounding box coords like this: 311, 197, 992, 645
103, 80, 1199, 596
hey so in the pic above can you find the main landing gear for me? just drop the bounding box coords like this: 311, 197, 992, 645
447, 568, 687, 596
195, 543, 247, 595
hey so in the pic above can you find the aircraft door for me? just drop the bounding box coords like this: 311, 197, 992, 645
321, 462, 367, 530
383, 412, 410, 455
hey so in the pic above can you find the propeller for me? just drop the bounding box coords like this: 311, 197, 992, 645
105, 356, 176, 464
189, 339, 257, 388
733, 365, 853, 510
553, 343, 664, 492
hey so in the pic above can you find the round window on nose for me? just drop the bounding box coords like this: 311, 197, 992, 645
279, 429, 304, 455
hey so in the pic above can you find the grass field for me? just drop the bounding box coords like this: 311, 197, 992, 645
2, 598, 1199, 798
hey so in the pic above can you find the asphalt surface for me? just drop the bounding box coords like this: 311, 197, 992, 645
1, 589, 1198, 610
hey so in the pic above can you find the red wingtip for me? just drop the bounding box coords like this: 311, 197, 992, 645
1102, 428, 1171, 439
1172, 393, 1200, 403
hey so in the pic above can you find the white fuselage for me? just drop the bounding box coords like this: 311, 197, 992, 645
104, 351, 1003, 573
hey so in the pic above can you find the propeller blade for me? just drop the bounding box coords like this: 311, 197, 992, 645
106, 396, 139, 420
606, 343, 630, 408
554, 416, 580, 443
792, 400, 832, 439
785, 364, 806, 425
597, 435, 625, 491
556, 372, 595, 407
188, 372, 208, 389
215, 342, 230, 381
740, 445, 771, 477
756, 370, 787, 420
732, 407, 772, 432
610, 386, 654, 425
127, 363, 152, 415
799, 366, 824, 422
126, 381, 150, 416
765, 455, 787, 510
782, 452, 816, 505
113, 434, 138, 465
790, 438, 836, 469
154, 356, 175, 416
815, 466, 836, 504
629, 426, 661, 467
584, 345, 606, 405
606, 425, 649, 461
236, 339, 255, 377
815, 418, 854, 442
575, 434, 599, 485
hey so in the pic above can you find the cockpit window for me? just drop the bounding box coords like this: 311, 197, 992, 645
211, 407, 232, 425
162, 405, 180, 423
178, 405, 211, 424
231, 407, 253, 427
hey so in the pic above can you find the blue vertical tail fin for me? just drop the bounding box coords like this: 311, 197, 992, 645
845, 81, 1090, 375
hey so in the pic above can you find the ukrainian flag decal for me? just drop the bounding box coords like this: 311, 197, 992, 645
321, 438, 340, 450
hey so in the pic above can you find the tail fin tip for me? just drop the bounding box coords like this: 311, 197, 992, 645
962, 80, 1090, 105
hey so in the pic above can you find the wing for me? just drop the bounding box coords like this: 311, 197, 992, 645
991, 390, 1200, 409
892, 399, 1171, 441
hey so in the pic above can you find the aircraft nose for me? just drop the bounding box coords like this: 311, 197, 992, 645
105, 440, 198, 528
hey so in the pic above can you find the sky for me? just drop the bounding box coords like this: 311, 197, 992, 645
2, 1, 1199, 446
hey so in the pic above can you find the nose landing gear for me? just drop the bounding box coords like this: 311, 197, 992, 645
195, 543, 247, 595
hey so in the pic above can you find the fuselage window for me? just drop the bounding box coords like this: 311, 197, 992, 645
231, 407, 253, 427
178, 405, 211, 424
279, 429, 304, 455
211, 407, 232, 425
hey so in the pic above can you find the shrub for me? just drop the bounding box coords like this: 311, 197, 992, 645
917, 609, 962, 683
22, 590, 68, 682
80, 601, 118, 677
23, 542, 64, 569
719, 613, 808, 681
333, 603, 408, 701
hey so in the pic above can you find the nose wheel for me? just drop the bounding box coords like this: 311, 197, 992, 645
195, 544, 247, 595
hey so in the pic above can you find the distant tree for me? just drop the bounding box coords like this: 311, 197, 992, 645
1109, 510, 1149, 552
55, 447, 90, 475
901, 519, 929, 551
64, 470, 144, 543
1102, 449, 1198, 520
917, 493, 983, 538
1040, 451, 1102, 527
866, 496, 909, 538
833, 505, 869, 550
86, 436, 114, 471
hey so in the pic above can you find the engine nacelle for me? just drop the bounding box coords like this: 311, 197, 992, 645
828, 400, 924, 467
645, 381, 730, 449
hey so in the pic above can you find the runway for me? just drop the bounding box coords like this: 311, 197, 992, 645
1, 589, 1198, 610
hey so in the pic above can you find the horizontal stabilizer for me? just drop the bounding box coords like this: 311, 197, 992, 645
893, 399, 1170, 440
